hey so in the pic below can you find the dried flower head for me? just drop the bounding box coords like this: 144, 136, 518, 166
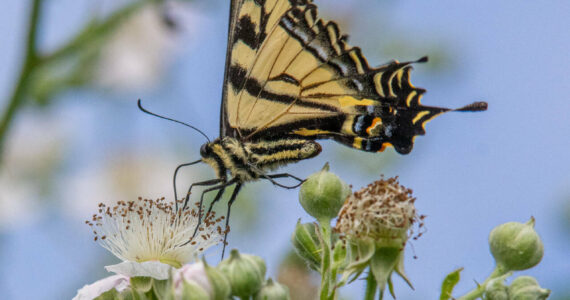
86, 197, 224, 268
335, 177, 424, 245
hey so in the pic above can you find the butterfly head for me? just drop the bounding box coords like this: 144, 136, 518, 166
200, 142, 213, 158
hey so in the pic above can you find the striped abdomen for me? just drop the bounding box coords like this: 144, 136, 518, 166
200, 137, 321, 181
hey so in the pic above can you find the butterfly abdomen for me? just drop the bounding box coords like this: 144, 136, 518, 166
201, 137, 321, 182
246, 138, 321, 171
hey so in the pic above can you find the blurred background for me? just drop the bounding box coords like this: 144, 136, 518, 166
1, 0, 569, 299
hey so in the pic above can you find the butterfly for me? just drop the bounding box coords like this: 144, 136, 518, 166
169, 0, 486, 253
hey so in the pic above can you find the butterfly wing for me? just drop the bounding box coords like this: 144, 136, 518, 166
221, 0, 312, 139
221, 0, 486, 154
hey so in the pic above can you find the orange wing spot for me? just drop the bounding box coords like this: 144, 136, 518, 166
366, 117, 383, 135
378, 142, 393, 152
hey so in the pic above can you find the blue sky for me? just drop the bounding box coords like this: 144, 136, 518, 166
0, 0, 569, 299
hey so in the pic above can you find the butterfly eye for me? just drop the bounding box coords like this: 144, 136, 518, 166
200, 144, 211, 157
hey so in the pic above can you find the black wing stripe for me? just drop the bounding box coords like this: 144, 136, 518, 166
229, 64, 340, 112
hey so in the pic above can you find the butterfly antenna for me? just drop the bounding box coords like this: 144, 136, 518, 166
137, 99, 211, 143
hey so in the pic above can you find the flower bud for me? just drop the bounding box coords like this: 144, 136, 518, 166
181, 280, 210, 300
299, 163, 351, 223
203, 258, 231, 300
508, 276, 551, 300
483, 275, 509, 300
489, 218, 544, 271
218, 249, 266, 298
291, 221, 322, 270
254, 278, 290, 300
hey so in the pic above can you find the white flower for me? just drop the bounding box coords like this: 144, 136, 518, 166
87, 197, 224, 269
73, 261, 212, 300
74, 198, 223, 299
73, 274, 129, 300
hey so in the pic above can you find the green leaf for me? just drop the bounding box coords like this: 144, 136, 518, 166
439, 268, 463, 300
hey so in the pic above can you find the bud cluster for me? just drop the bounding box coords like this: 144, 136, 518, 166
294, 166, 422, 299
76, 249, 290, 299
483, 275, 550, 300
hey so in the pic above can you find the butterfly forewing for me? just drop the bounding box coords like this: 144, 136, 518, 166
223, 0, 481, 154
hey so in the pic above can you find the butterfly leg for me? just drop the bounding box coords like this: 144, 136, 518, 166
262, 173, 305, 189
221, 183, 243, 258
181, 178, 224, 211
191, 185, 226, 239
181, 179, 236, 247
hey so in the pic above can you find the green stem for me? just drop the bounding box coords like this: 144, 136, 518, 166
0, 0, 42, 155
457, 266, 508, 300
364, 271, 378, 300
319, 221, 332, 300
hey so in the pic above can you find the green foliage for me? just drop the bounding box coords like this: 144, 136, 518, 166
440, 268, 463, 300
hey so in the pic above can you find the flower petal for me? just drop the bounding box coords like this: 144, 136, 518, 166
73, 274, 129, 300
106, 261, 173, 280
173, 262, 212, 293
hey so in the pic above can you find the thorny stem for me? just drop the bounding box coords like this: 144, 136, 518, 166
319, 221, 334, 300
457, 266, 508, 300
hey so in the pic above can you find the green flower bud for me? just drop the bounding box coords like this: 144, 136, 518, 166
483, 275, 510, 300
291, 221, 322, 270
218, 249, 266, 297
508, 276, 551, 300
489, 217, 544, 271
203, 258, 231, 300
254, 278, 290, 300
299, 163, 351, 223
